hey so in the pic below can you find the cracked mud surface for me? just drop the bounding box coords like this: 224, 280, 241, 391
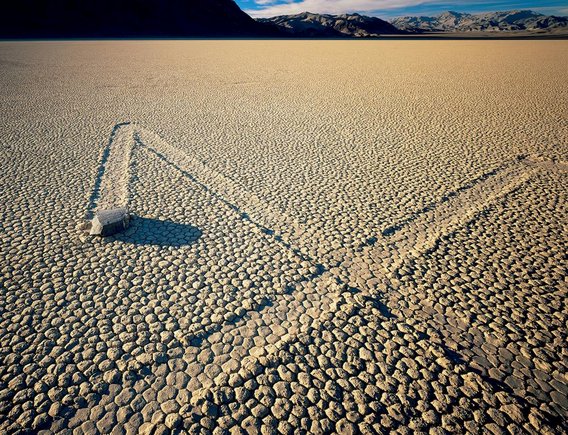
1, 41, 567, 434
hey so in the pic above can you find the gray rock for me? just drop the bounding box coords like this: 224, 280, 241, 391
90, 208, 130, 236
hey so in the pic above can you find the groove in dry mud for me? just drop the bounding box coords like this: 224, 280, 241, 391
85, 123, 560, 381
84, 122, 131, 220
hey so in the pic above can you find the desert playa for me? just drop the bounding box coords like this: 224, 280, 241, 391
0, 40, 567, 433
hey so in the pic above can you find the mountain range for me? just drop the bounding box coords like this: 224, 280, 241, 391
264, 10, 567, 37
0, 0, 566, 39
391, 10, 568, 34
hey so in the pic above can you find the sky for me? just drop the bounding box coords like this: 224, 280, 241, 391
235, 0, 568, 19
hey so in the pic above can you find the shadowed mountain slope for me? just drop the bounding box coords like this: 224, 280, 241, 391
259, 12, 403, 38
0, 0, 279, 38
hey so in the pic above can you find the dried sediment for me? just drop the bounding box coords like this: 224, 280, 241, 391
0, 40, 566, 433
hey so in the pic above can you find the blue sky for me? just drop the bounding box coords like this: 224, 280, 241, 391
235, 0, 568, 18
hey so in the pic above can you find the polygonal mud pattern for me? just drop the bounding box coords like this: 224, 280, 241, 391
1, 41, 567, 434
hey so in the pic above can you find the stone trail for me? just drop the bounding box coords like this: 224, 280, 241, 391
84, 122, 134, 220
83, 122, 566, 395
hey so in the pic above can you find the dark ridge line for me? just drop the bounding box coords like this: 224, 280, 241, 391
381, 158, 525, 238
84, 122, 131, 220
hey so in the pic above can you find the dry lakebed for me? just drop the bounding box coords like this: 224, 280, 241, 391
0, 40, 567, 434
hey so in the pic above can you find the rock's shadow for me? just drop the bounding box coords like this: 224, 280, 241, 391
115, 216, 202, 247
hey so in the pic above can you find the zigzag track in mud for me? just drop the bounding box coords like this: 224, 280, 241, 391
83, 122, 340, 357
84, 122, 566, 389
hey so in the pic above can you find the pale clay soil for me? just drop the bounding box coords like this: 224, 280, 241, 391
0, 41, 567, 434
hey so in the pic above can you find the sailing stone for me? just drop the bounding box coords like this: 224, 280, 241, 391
90, 208, 130, 236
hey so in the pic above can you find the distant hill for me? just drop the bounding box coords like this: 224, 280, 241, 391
0, 0, 278, 38
391, 10, 568, 33
258, 12, 403, 38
